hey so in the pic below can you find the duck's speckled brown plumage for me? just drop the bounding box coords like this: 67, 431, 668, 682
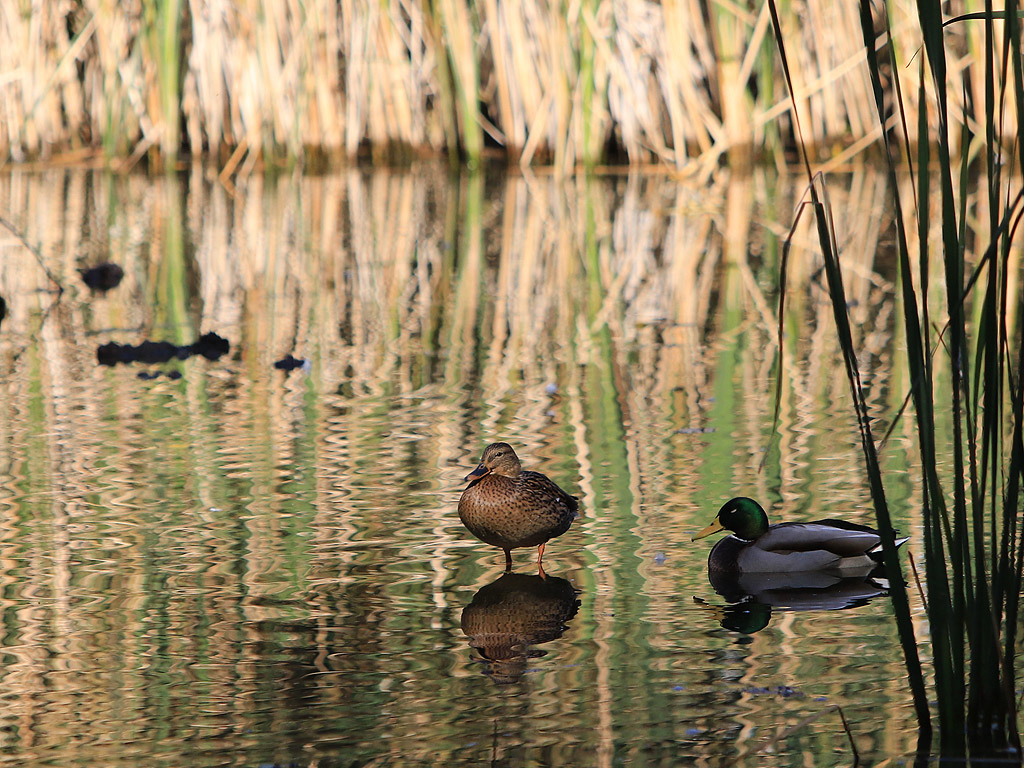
458, 442, 578, 571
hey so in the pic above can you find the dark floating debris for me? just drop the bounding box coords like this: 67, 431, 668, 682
274, 354, 309, 372
0, 294, 6, 329
193, 331, 230, 360
98, 340, 181, 366
136, 370, 183, 381
98, 332, 230, 367
79, 262, 124, 292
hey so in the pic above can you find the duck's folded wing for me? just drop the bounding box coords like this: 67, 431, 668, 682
737, 546, 842, 572
757, 522, 881, 556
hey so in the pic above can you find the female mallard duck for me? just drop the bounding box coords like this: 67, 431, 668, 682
458, 442, 578, 573
692, 497, 908, 575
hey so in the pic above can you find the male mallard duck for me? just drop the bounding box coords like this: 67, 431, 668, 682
458, 442, 578, 573
692, 497, 908, 575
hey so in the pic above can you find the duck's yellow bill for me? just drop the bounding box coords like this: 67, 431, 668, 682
692, 518, 725, 542
692, 596, 725, 620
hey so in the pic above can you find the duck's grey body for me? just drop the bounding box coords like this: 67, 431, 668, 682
708, 520, 891, 575
694, 498, 908, 575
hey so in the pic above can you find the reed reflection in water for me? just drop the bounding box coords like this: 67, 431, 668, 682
0, 164, 942, 765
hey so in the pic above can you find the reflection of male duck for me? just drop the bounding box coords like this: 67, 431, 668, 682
460, 572, 580, 684
710, 569, 891, 607
700, 571, 892, 633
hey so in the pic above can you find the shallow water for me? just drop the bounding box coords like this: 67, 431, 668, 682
0, 165, 931, 766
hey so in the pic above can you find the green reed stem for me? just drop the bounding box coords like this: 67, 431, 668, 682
768, 1, 931, 737
861, 0, 1020, 757
431, 0, 482, 167
142, 0, 182, 163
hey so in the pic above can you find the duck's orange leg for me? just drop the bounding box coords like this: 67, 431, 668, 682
537, 543, 547, 577
504, 549, 513, 572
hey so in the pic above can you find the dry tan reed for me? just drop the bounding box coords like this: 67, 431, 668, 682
0, 0, 1011, 169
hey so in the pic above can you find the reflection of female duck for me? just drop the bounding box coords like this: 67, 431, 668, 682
693, 497, 908, 575
460, 572, 580, 683
458, 443, 578, 573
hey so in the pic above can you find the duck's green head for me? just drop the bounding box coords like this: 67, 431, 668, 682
692, 497, 769, 542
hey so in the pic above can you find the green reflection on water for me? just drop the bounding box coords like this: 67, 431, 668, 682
0, 166, 924, 767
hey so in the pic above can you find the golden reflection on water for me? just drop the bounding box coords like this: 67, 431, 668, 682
0, 164, 946, 765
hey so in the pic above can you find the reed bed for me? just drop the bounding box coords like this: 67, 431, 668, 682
0, 0, 1010, 169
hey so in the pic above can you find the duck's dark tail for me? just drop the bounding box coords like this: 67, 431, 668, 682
867, 535, 910, 562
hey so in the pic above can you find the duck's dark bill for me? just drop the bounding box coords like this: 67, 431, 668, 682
465, 464, 491, 482
692, 518, 725, 542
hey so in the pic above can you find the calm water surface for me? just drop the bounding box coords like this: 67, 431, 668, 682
0, 165, 929, 766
